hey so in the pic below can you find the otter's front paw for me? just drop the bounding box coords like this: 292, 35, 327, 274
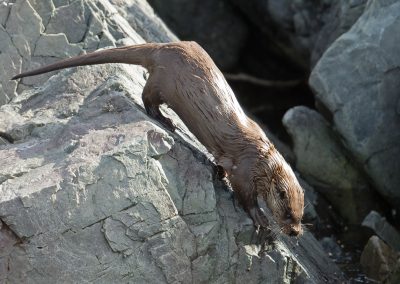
215, 165, 227, 180
146, 106, 176, 132
249, 207, 269, 228
160, 116, 176, 132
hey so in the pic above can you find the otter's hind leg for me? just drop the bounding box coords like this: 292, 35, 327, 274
142, 81, 176, 132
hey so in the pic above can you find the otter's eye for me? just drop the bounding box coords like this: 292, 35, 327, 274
279, 191, 286, 199
286, 212, 292, 220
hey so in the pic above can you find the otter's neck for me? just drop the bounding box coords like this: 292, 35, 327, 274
215, 121, 274, 177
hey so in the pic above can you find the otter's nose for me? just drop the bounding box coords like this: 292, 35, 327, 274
288, 226, 302, 236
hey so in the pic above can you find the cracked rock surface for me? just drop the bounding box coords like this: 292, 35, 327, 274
108, 0, 178, 43
0, 0, 167, 105
0, 0, 343, 283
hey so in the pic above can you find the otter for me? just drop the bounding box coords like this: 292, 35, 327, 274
12, 41, 304, 236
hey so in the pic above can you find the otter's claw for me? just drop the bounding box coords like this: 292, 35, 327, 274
215, 165, 227, 180
159, 116, 176, 132
249, 208, 276, 245
249, 207, 269, 228
146, 106, 176, 132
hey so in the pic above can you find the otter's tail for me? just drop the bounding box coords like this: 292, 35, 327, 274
11, 43, 160, 80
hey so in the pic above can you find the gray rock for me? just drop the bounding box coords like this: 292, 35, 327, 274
0, 0, 43, 104
311, 0, 367, 65
45, 0, 88, 43
0, 62, 344, 283
297, 175, 319, 224
52, 0, 68, 7
362, 211, 400, 252
309, 0, 400, 210
386, 259, 400, 284
29, 0, 55, 26
0, 0, 145, 105
0, 0, 344, 282
147, 0, 248, 69
34, 33, 84, 57
6, 0, 44, 55
360, 235, 400, 282
228, 0, 367, 67
109, 0, 178, 43
0, 1, 12, 27
0, 220, 25, 283
319, 237, 342, 259
283, 106, 374, 223
0, 29, 20, 105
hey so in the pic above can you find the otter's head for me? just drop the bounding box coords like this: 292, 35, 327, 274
254, 149, 304, 236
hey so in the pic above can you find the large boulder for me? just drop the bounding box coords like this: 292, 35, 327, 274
283, 106, 376, 224
309, 0, 400, 210
362, 211, 400, 252
147, 0, 248, 70
0, 0, 165, 106
0, 0, 343, 283
311, 0, 368, 65
360, 236, 400, 282
228, 0, 367, 68
0, 63, 343, 283
108, 0, 178, 43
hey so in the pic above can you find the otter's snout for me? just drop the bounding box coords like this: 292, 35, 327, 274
283, 224, 302, 237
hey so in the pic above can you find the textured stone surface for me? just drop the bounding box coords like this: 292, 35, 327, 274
45, 0, 88, 43
360, 235, 400, 282
34, 33, 83, 57
298, 175, 318, 224
109, 0, 178, 43
0, 0, 145, 105
309, 0, 400, 209
228, 0, 367, 68
0, 0, 344, 283
283, 106, 374, 223
362, 211, 400, 252
0, 63, 343, 283
311, 0, 367, 65
386, 260, 400, 284
147, 0, 248, 69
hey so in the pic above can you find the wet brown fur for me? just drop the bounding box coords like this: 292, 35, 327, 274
12, 41, 304, 236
